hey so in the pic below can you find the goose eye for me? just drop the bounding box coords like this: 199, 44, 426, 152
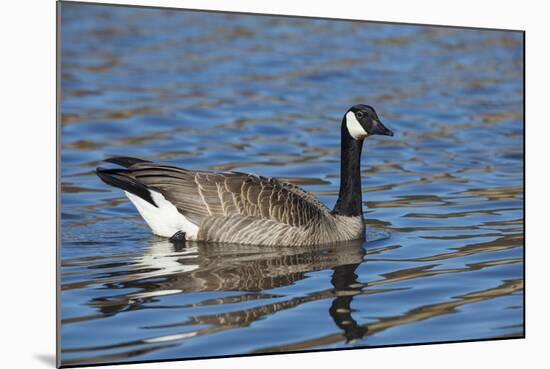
356, 111, 363, 119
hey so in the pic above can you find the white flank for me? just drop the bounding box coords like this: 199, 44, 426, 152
125, 191, 199, 239
345, 111, 368, 139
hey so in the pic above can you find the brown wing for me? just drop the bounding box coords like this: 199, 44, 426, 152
124, 162, 330, 227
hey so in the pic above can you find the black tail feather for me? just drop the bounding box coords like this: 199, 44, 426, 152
96, 167, 157, 207
104, 156, 150, 168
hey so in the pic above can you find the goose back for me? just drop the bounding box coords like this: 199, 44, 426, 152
126, 163, 327, 224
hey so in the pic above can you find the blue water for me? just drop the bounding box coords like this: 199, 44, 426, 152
59, 3, 524, 366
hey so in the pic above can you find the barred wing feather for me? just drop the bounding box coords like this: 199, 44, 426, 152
127, 163, 330, 228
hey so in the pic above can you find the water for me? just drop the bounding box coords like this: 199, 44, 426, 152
59, 3, 524, 366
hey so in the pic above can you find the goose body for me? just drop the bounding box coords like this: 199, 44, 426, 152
97, 104, 393, 246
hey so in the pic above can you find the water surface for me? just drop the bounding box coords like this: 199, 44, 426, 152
59, 3, 524, 366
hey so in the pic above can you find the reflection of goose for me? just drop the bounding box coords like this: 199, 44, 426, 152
132, 240, 199, 277
330, 263, 368, 342
96, 105, 393, 246
87, 239, 367, 341
129, 239, 366, 293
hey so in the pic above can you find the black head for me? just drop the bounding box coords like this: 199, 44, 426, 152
344, 104, 394, 140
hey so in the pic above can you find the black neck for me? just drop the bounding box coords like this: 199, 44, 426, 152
332, 118, 364, 217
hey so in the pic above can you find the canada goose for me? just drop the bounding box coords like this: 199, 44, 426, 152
96, 104, 393, 246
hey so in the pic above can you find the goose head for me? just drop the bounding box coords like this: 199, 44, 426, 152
344, 104, 394, 140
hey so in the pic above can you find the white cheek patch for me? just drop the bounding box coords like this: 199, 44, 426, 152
345, 111, 368, 139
